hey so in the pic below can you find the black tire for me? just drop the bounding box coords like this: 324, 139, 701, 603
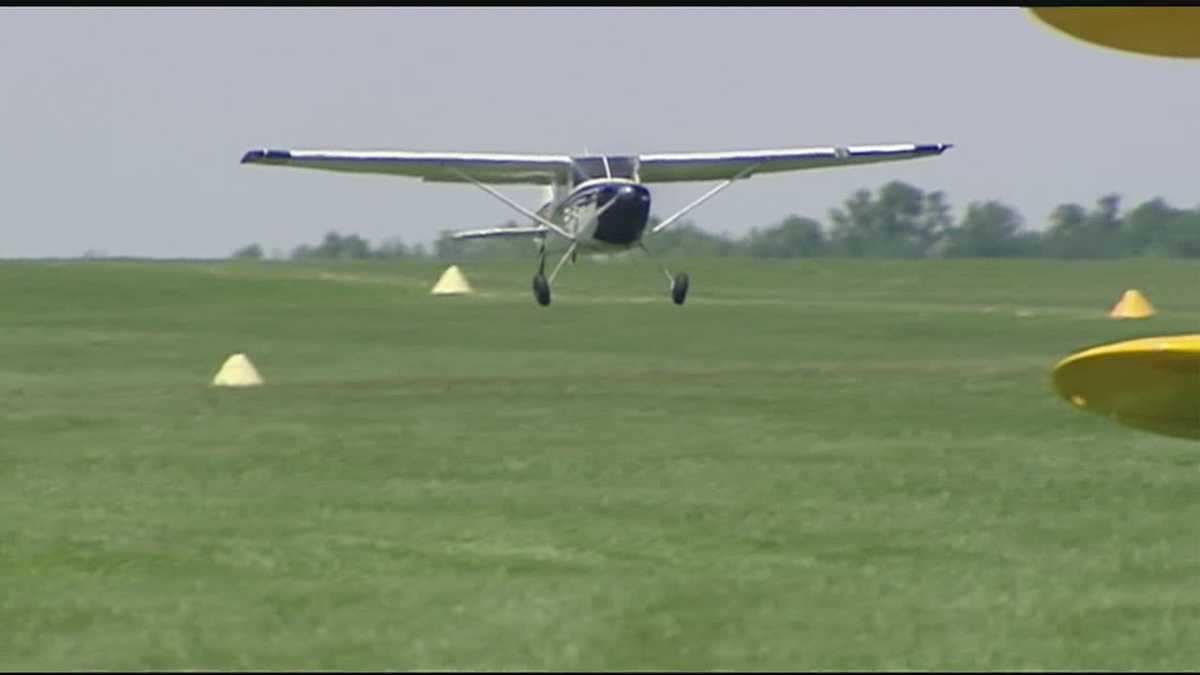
671, 273, 690, 305
533, 274, 551, 306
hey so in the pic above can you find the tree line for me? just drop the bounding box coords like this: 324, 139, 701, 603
232, 181, 1200, 261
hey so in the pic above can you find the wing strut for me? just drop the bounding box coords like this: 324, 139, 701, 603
548, 242, 579, 284
650, 164, 760, 235
447, 167, 575, 241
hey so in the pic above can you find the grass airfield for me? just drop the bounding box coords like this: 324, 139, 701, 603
3, 257, 1200, 670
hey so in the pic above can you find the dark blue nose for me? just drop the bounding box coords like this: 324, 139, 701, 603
619, 184, 650, 203
592, 184, 652, 246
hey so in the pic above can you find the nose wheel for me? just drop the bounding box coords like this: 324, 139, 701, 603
671, 272, 690, 305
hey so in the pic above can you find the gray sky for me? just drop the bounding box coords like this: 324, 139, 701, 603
3, 7, 1199, 258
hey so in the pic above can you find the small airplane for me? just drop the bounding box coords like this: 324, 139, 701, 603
241, 142, 952, 306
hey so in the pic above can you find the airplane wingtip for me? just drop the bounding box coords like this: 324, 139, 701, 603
914, 143, 953, 155
241, 149, 290, 164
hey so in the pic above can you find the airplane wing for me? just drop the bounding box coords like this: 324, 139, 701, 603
240, 149, 574, 185
636, 143, 951, 183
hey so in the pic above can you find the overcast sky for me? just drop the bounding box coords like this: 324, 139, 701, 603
3, 7, 1199, 258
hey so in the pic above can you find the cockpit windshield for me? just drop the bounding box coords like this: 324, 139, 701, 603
570, 156, 640, 184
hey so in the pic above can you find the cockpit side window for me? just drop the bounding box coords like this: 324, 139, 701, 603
571, 158, 606, 185
606, 157, 638, 180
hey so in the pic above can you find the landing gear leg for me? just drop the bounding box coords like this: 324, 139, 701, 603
638, 243, 690, 306
532, 241, 579, 307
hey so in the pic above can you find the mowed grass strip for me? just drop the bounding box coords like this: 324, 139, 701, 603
2, 258, 1200, 670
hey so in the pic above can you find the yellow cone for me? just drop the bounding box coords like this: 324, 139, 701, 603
1109, 289, 1155, 319
431, 265, 473, 295
212, 353, 264, 387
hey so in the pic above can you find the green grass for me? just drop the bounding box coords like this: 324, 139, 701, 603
3, 257, 1200, 670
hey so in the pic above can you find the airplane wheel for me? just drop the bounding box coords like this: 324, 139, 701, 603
671, 273, 690, 305
533, 274, 551, 306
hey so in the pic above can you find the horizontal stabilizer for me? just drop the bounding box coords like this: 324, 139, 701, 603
450, 226, 550, 240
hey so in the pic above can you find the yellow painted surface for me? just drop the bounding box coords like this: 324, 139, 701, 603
1031, 8, 1200, 58
1051, 335, 1200, 440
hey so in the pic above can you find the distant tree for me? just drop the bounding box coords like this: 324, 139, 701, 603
942, 201, 1038, 258
1122, 197, 1183, 257
264, 186, 1200, 263
876, 180, 926, 244
828, 188, 874, 256
231, 243, 264, 260
375, 236, 414, 259
1043, 196, 1126, 258
1159, 209, 1200, 258
828, 181, 942, 258
292, 231, 373, 260
746, 214, 827, 258
1089, 193, 1125, 258
1042, 203, 1092, 258
648, 219, 743, 258
286, 231, 431, 260
432, 231, 463, 260
917, 190, 955, 253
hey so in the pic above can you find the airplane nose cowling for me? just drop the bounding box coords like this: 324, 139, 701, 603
593, 184, 652, 246
619, 185, 650, 204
